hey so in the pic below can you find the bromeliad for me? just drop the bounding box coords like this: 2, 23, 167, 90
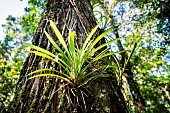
24, 20, 120, 88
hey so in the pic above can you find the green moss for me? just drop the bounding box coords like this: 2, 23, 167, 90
18, 85, 26, 102
27, 94, 38, 113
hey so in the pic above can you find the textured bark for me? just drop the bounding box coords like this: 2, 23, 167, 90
8, 0, 128, 113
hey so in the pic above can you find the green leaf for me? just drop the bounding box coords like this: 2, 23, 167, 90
49, 20, 69, 54
124, 43, 137, 70
29, 74, 73, 84
89, 27, 113, 51
93, 51, 117, 62
81, 48, 115, 75
44, 30, 72, 64
82, 21, 102, 51
44, 30, 64, 55
0, 93, 6, 98
28, 51, 71, 72
28, 51, 56, 62
90, 37, 122, 56
27, 68, 71, 79
24, 42, 55, 58
69, 30, 75, 58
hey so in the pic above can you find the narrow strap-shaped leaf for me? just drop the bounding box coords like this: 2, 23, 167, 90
27, 68, 71, 79
28, 74, 73, 85
76, 49, 86, 74
49, 20, 69, 54
83, 40, 93, 52
58, 58, 72, 73
24, 42, 55, 58
80, 69, 98, 80
90, 37, 122, 55
0, 93, 6, 98
81, 49, 112, 74
44, 31, 64, 55
81, 50, 108, 73
81, 48, 110, 73
28, 51, 56, 62
80, 64, 117, 80
124, 42, 137, 69
68, 31, 75, 60
44, 30, 72, 65
79, 47, 109, 75
24, 42, 71, 71
93, 51, 118, 62
89, 27, 113, 51
82, 21, 102, 51
89, 48, 110, 62
29, 51, 71, 72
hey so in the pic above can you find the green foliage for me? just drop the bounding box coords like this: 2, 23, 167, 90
0, 0, 43, 110
0, 15, 25, 109
22, 0, 44, 36
25, 20, 119, 88
137, 75, 170, 113
133, 0, 170, 48
0, 49, 23, 109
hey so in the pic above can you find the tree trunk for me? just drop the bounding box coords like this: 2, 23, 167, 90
8, 0, 128, 112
